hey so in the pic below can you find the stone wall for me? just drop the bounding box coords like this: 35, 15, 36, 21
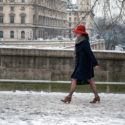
0, 48, 125, 82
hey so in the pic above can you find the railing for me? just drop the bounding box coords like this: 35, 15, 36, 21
0, 79, 125, 85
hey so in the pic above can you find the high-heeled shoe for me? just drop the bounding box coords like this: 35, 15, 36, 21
60, 96, 72, 103
90, 96, 100, 104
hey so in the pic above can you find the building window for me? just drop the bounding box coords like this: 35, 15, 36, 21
21, 16, 25, 24
69, 23, 71, 27
21, 0, 25, 3
0, 16, 3, 23
69, 17, 71, 21
74, 17, 77, 22
0, 6, 3, 11
69, 12, 71, 16
74, 12, 77, 16
21, 31, 25, 38
10, 6, 14, 11
10, 31, 14, 38
0, 31, 3, 38
21, 6, 25, 10
10, 16, 14, 23
10, 0, 14, 2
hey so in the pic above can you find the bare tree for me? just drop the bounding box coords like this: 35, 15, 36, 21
93, 0, 125, 49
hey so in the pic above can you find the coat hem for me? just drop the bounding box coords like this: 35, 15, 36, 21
71, 75, 94, 85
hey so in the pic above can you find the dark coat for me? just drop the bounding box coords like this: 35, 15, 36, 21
71, 39, 99, 85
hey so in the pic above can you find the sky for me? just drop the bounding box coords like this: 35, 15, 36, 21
71, 0, 123, 18
72, 0, 76, 4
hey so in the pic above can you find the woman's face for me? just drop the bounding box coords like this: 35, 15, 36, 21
76, 33, 82, 38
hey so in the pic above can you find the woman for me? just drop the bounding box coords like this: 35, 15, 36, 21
61, 25, 100, 104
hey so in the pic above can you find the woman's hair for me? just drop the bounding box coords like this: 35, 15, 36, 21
81, 33, 89, 40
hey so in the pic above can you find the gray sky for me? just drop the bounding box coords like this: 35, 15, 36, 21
72, 0, 76, 4
71, 0, 123, 18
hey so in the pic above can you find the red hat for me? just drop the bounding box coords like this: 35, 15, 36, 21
72, 25, 88, 35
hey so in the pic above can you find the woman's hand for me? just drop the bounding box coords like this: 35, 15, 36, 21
94, 65, 99, 70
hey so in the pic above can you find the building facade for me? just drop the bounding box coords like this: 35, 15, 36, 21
67, 0, 94, 38
0, 0, 67, 40
90, 39, 106, 50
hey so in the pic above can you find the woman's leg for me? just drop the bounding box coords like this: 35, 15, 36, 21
68, 78, 77, 97
88, 78, 99, 97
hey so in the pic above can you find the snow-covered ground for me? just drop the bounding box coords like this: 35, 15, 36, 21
0, 45, 125, 53
0, 91, 125, 125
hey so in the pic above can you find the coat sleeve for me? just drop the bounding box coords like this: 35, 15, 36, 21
82, 40, 99, 67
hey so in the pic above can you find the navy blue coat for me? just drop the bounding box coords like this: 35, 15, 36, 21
71, 39, 99, 85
